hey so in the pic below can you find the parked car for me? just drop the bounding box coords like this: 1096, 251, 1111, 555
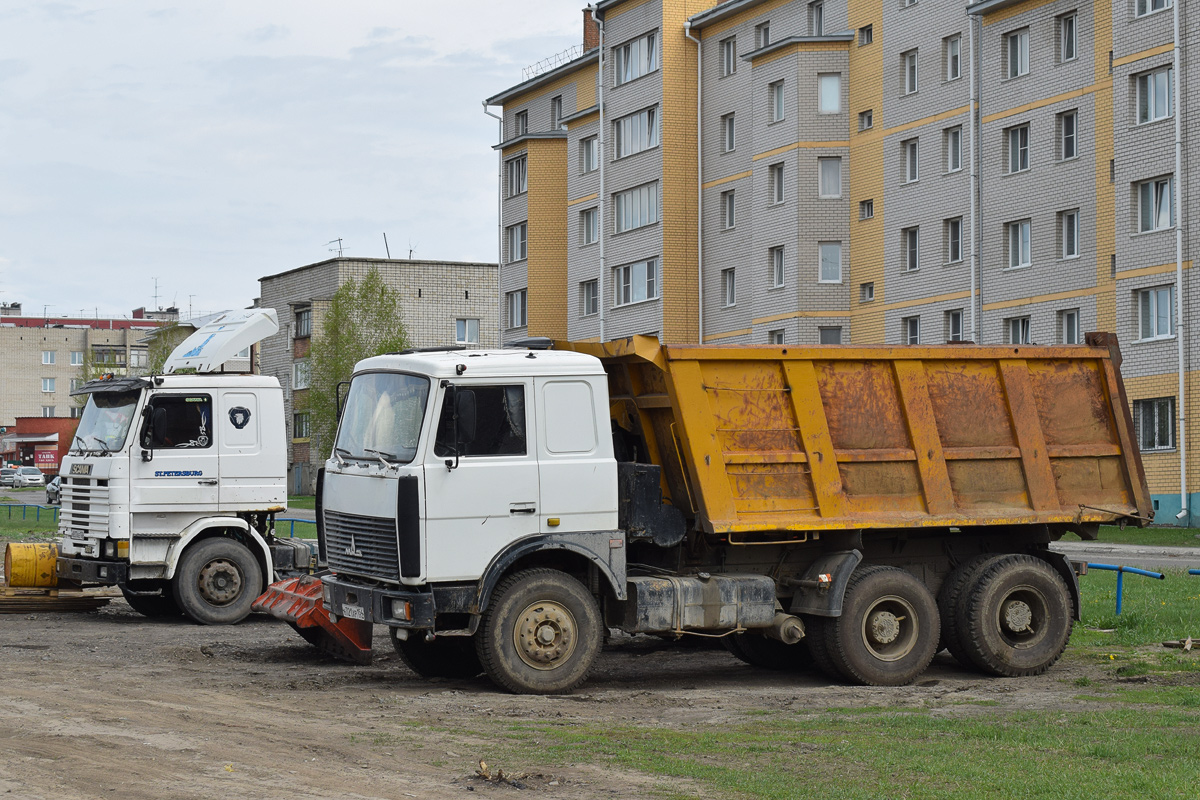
0, 467, 17, 487
13, 466, 46, 488
46, 475, 62, 505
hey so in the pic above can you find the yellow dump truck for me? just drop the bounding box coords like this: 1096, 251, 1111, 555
260, 333, 1150, 693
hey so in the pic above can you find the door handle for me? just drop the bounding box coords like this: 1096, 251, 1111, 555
198, 479, 218, 486
509, 506, 536, 515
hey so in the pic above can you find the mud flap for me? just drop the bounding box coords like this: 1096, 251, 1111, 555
252, 574, 374, 664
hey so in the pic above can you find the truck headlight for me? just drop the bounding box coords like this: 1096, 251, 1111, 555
103, 541, 115, 558
391, 600, 412, 621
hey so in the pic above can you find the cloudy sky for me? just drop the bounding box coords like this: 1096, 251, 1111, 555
0, 1, 581, 319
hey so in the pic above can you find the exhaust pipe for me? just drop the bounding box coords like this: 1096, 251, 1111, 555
763, 612, 805, 645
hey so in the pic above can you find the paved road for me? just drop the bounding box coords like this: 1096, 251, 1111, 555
1051, 540, 1200, 571
279, 507, 315, 522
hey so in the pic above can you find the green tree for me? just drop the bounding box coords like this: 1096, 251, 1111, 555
145, 321, 190, 374
303, 267, 410, 455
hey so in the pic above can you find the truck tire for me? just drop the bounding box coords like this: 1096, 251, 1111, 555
825, 565, 939, 686
121, 584, 183, 618
392, 634, 483, 679
172, 537, 263, 625
937, 554, 1005, 667
801, 617, 842, 680
723, 632, 813, 672
475, 568, 602, 694
959, 554, 1073, 677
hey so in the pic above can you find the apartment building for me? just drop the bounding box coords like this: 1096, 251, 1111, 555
258, 256, 499, 493
486, 0, 1196, 521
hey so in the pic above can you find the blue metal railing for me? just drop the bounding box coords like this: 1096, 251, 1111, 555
0, 503, 60, 524
1086, 563, 1166, 614
276, 517, 317, 538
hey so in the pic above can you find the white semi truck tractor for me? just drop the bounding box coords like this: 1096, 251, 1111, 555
56, 308, 314, 624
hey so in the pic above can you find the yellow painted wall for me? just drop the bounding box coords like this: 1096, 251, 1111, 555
847, 0, 884, 343
526, 138, 568, 339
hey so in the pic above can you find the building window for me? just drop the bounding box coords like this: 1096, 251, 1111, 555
506, 222, 528, 262
1007, 317, 1031, 344
614, 182, 659, 233
1138, 176, 1174, 231
1007, 125, 1029, 173
1059, 13, 1077, 62
581, 136, 599, 173
810, 3, 823, 36
1136, 67, 1173, 124
615, 30, 659, 86
70, 406, 83, 419
293, 359, 311, 390
721, 268, 737, 306
455, 318, 480, 345
1008, 219, 1032, 268
293, 412, 311, 439
903, 0, 918, 7
770, 81, 785, 122
722, 190, 736, 228
722, 113, 736, 151
818, 74, 840, 113
514, 110, 528, 136
769, 329, 785, 344
615, 259, 658, 306
945, 126, 962, 172
506, 155, 527, 196
615, 106, 660, 158
1138, 285, 1174, 339
902, 227, 920, 271
819, 242, 842, 283
130, 349, 148, 369
581, 280, 599, 316
294, 307, 312, 339
756, 21, 772, 47
580, 207, 598, 245
506, 289, 528, 328
859, 199, 875, 219
945, 217, 963, 263
551, 96, 564, 130
42, 406, 55, 417
903, 316, 921, 344
818, 157, 841, 198
770, 163, 785, 204
945, 35, 961, 81
1006, 29, 1029, 78
70, 351, 84, 366
41, 377, 55, 393
1061, 209, 1080, 258
70, 378, 81, 392
819, 327, 842, 344
1060, 111, 1078, 160
720, 37, 737, 77
1134, 397, 1174, 451
859, 25, 873, 45
1061, 309, 1081, 344
859, 109, 873, 131
42, 350, 55, 365
947, 309, 964, 341
903, 138, 919, 182
902, 50, 918, 94
1135, 0, 1172, 17
770, 246, 785, 287
861, 282, 875, 302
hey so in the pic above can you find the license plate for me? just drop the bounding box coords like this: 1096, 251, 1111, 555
340, 603, 366, 621
71, 464, 92, 476
70, 530, 89, 540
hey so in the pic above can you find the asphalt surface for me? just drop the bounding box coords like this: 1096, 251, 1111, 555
1051, 540, 1200, 571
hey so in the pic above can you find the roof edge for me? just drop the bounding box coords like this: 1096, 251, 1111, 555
485, 49, 599, 106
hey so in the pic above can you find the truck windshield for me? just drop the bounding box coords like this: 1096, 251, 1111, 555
74, 390, 140, 453
334, 373, 430, 465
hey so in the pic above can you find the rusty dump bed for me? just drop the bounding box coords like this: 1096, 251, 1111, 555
563, 334, 1152, 538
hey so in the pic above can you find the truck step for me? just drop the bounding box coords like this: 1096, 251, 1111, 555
252, 574, 373, 665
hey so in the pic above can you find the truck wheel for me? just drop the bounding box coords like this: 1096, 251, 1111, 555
960, 554, 1073, 677
724, 633, 813, 672
172, 537, 263, 625
476, 568, 602, 694
825, 565, 939, 686
121, 584, 183, 618
392, 634, 483, 679
801, 617, 843, 680
937, 554, 1005, 667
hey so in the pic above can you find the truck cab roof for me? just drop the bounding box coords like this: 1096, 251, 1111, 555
353, 348, 605, 380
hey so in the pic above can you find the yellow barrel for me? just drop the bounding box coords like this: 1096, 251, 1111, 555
4, 543, 60, 588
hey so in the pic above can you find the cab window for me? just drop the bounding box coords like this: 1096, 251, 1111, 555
143, 395, 213, 449
434, 385, 526, 457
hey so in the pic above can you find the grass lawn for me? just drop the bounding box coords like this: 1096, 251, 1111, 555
1063, 524, 1200, 548
287, 495, 316, 510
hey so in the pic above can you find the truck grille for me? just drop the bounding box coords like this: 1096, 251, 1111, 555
324, 510, 399, 582
60, 478, 111, 537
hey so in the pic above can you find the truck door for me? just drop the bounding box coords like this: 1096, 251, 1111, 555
218, 390, 282, 509
422, 381, 539, 582
535, 377, 617, 532
129, 392, 220, 510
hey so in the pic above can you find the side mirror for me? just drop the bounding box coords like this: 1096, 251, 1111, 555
336, 381, 351, 420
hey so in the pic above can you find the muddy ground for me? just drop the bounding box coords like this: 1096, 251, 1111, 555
0, 594, 1169, 800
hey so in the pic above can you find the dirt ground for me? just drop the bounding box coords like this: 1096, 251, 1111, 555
0, 593, 1162, 800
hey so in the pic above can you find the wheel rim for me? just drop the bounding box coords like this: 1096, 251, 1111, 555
196, 558, 244, 606
994, 583, 1048, 649
859, 594, 919, 662
513, 600, 577, 671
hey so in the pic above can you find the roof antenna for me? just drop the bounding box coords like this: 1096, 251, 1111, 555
326, 238, 348, 257
383, 232, 392, 259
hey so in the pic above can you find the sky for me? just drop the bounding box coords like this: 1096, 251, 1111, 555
0, 1, 581, 320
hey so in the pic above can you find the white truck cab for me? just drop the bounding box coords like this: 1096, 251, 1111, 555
56, 309, 312, 624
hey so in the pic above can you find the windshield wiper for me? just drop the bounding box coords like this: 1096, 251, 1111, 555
87, 435, 112, 455
73, 434, 91, 455
332, 447, 351, 468
363, 448, 399, 469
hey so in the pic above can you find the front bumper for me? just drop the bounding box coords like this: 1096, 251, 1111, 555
56, 556, 129, 586
322, 574, 439, 629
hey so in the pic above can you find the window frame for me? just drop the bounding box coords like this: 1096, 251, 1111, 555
1061, 209, 1080, 259
945, 217, 963, 264
945, 125, 962, 172
506, 155, 528, 196
1138, 176, 1175, 232
1059, 13, 1077, 62
1060, 110, 1078, 160
455, 318, 480, 345
904, 138, 919, 182
614, 259, 659, 306
1135, 0, 1173, 18
1138, 284, 1175, 340
581, 280, 599, 317
294, 307, 312, 339
721, 267, 737, 306
41, 377, 55, 393
818, 242, 842, 284
1007, 124, 1030, 173
770, 80, 785, 122
947, 309, 964, 342
292, 360, 311, 390
903, 50, 919, 94
859, 109, 874, 131
1006, 28, 1030, 79
506, 221, 528, 262
614, 30, 660, 87
770, 163, 785, 204
945, 35, 961, 81
770, 246, 785, 288
818, 73, 840, 113
1133, 396, 1175, 452
580, 207, 599, 245
1007, 316, 1031, 345
506, 289, 528, 329
818, 157, 842, 198
613, 182, 660, 233
859, 199, 875, 220
580, 136, 599, 173
861, 282, 875, 302
721, 189, 736, 229
1061, 308, 1081, 344
1008, 219, 1032, 268
1136, 66, 1174, 125
904, 316, 921, 345
903, 227, 920, 272
720, 37, 737, 77
818, 327, 842, 345
722, 113, 736, 152
70, 351, 84, 366
614, 106, 660, 159
42, 350, 56, 365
